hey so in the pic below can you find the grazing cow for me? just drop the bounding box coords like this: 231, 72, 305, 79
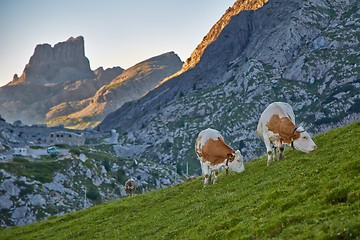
124, 178, 137, 196
256, 102, 317, 166
195, 128, 245, 186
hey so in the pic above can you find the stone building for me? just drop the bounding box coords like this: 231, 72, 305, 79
47, 131, 85, 146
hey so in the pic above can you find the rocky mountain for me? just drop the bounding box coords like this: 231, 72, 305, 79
98, 0, 360, 175
0, 36, 124, 125
45, 52, 183, 129
0, 37, 182, 129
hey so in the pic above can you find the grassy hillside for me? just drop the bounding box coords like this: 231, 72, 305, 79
1, 121, 359, 239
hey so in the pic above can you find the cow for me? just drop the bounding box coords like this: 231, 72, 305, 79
256, 102, 317, 166
195, 128, 245, 186
124, 178, 137, 196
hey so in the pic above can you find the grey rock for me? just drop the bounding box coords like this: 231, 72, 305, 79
28, 194, 46, 206
113, 144, 148, 158
313, 36, 326, 49
0, 195, 13, 209
86, 169, 92, 179
92, 176, 103, 187
79, 153, 87, 162
1, 180, 20, 196
11, 206, 29, 220
43, 173, 77, 196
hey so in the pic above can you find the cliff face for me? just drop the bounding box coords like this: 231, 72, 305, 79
181, 0, 268, 72
98, 0, 359, 175
10, 36, 94, 85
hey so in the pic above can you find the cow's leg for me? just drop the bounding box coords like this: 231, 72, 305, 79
274, 147, 279, 161
263, 134, 273, 166
205, 171, 212, 186
213, 171, 219, 184
279, 143, 285, 160
201, 162, 211, 186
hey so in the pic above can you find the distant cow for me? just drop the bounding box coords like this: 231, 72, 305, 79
124, 178, 137, 196
195, 128, 245, 186
256, 102, 317, 166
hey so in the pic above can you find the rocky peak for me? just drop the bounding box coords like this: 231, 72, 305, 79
94, 66, 124, 83
52, 36, 89, 70
9, 36, 94, 85
181, 0, 268, 73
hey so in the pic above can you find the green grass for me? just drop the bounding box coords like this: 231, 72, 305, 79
1, 121, 360, 239
0, 159, 70, 183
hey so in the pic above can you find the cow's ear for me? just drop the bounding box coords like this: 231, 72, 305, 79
297, 126, 305, 132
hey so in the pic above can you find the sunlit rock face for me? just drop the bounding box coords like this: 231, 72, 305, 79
45, 51, 183, 129
45, 66, 124, 121
78, 52, 183, 118
181, 0, 268, 73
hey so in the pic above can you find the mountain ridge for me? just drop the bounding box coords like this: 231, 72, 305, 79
0, 37, 182, 127
181, 0, 268, 73
45, 51, 183, 129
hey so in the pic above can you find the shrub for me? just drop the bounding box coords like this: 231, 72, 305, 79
101, 159, 111, 172
86, 185, 102, 204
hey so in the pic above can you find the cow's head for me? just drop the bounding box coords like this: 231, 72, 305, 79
292, 126, 317, 153
227, 150, 245, 173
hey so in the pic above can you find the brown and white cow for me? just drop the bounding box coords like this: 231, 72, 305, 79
256, 102, 317, 166
124, 178, 137, 196
195, 128, 245, 186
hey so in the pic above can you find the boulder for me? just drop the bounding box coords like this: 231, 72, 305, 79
0, 195, 13, 209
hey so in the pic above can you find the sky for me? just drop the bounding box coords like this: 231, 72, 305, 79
0, 0, 235, 87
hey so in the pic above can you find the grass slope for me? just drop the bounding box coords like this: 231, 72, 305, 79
1, 121, 360, 239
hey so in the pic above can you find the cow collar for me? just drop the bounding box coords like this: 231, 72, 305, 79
291, 127, 298, 149
225, 152, 235, 175
225, 159, 229, 176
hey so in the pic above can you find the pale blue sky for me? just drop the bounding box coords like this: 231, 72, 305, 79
0, 0, 235, 87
